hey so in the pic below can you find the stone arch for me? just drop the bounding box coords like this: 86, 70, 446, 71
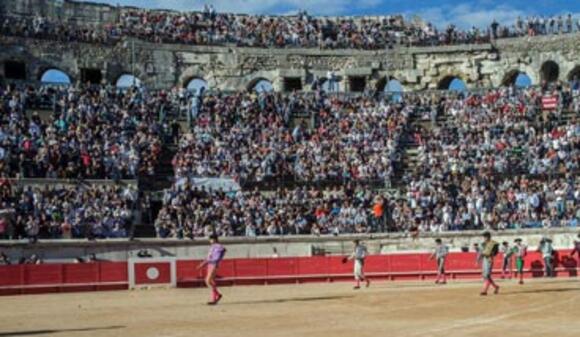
39, 68, 72, 85
179, 65, 215, 89
540, 60, 560, 83
567, 66, 580, 82
247, 77, 274, 93
185, 77, 209, 95
385, 79, 404, 93
241, 71, 277, 92
438, 75, 467, 91
501, 70, 532, 87
319, 77, 341, 92
376, 77, 404, 92
115, 73, 142, 88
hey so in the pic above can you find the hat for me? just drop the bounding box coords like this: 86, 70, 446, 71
482, 231, 491, 239
514, 238, 522, 243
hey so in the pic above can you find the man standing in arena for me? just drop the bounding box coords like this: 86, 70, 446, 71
513, 238, 527, 285
500, 241, 514, 279
538, 238, 555, 277
430, 238, 449, 284
479, 232, 500, 296
345, 239, 370, 289
197, 234, 227, 305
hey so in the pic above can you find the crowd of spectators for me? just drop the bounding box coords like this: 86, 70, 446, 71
155, 173, 578, 239
0, 15, 110, 44
0, 84, 164, 180
0, 67, 579, 241
0, 182, 137, 240
511, 15, 580, 37
394, 174, 579, 233
3, 8, 580, 50
410, 86, 579, 180
157, 83, 579, 238
173, 91, 408, 185
155, 183, 387, 238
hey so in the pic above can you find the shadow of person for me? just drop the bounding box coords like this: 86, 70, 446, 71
224, 294, 355, 306
503, 287, 580, 296
0, 325, 124, 336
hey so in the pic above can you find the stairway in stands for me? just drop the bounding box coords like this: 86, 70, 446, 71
133, 122, 186, 238
391, 109, 432, 189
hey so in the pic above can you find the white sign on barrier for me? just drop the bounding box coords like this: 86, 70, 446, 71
127, 257, 177, 289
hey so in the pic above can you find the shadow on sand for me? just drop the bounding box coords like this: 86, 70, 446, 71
502, 287, 580, 296
0, 325, 125, 336
224, 294, 355, 305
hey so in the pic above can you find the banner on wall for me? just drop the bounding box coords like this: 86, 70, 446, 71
541, 95, 558, 110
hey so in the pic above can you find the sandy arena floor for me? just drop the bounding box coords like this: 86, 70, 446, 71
0, 278, 579, 337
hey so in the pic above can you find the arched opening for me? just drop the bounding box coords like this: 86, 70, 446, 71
540, 61, 559, 83
502, 70, 532, 88
384, 79, 403, 102
40, 69, 71, 85
376, 77, 404, 92
320, 78, 341, 92
515, 73, 532, 88
384, 79, 403, 93
116, 74, 142, 88
185, 78, 208, 95
567, 66, 580, 82
438, 76, 467, 91
249, 78, 273, 93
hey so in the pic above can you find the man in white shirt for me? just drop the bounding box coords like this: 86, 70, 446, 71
345, 240, 370, 289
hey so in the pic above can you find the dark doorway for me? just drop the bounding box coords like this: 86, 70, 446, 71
284, 77, 303, 92
80, 68, 102, 85
4, 61, 26, 80
349, 76, 366, 92
540, 61, 559, 83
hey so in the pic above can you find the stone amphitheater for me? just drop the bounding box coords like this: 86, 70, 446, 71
0, 0, 578, 261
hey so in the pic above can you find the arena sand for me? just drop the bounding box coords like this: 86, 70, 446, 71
0, 278, 578, 337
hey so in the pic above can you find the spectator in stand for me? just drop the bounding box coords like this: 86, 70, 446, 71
0, 215, 7, 239
0, 252, 11, 265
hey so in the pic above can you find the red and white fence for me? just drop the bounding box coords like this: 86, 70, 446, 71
0, 250, 578, 296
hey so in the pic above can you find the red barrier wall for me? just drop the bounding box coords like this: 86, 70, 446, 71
0, 250, 578, 295
176, 250, 579, 287
0, 262, 128, 296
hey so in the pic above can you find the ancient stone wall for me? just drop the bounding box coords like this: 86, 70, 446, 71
1, 0, 580, 92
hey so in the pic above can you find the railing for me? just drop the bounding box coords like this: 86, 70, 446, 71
239, 177, 388, 191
